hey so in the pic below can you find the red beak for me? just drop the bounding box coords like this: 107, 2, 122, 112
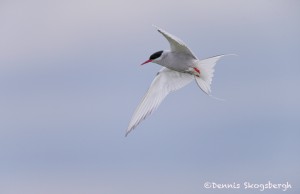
141, 59, 152, 65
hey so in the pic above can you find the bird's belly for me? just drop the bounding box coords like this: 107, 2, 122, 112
162, 54, 196, 72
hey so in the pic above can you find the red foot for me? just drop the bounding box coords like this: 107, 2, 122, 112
193, 67, 200, 74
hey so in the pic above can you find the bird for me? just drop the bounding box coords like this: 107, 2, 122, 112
126, 26, 231, 136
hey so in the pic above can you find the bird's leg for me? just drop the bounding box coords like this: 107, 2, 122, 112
186, 67, 201, 77
193, 67, 201, 77
193, 67, 200, 74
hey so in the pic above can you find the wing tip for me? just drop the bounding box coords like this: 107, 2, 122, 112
125, 131, 129, 137
152, 24, 163, 33
125, 126, 134, 137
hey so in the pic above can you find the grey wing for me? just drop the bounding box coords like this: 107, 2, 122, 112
153, 25, 198, 59
126, 67, 194, 136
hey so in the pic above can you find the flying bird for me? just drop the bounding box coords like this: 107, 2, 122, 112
126, 26, 230, 136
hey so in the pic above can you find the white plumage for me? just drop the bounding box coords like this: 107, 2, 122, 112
126, 26, 229, 136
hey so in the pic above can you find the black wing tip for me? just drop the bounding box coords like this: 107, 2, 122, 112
125, 126, 135, 137
152, 25, 162, 32
125, 130, 131, 137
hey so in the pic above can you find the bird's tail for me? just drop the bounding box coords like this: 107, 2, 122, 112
194, 54, 233, 96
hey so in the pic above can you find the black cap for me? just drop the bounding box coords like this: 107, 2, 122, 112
149, 50, 163, 60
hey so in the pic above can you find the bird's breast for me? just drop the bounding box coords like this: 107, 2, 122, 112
160, 52, 196, 72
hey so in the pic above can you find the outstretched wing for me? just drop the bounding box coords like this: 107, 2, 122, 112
153, 25, 198, 59
126, 68, 194, 136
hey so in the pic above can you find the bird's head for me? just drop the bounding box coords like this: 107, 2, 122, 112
141, 50, 164, 65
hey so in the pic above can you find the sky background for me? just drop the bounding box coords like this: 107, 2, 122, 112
0, 0, 299, 193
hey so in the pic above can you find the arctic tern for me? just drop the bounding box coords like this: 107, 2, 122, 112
126, 26, 230, 136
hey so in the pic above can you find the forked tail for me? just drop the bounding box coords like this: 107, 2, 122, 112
195, 54, 234, 97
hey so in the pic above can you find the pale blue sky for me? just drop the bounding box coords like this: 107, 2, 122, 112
0, 0, 299, 193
